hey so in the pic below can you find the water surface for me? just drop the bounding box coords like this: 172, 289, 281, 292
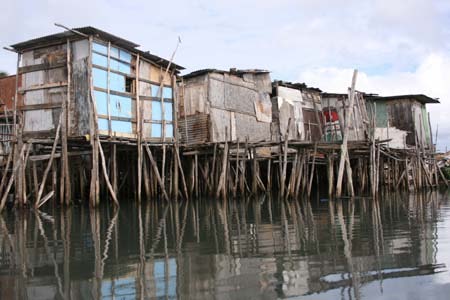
1, 191, 450, 299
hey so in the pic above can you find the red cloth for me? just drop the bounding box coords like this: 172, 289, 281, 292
323, 110, 339, 122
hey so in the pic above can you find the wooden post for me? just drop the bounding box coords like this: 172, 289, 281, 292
216, 130, 229, 199
0, 147, 13, 196
174, 145, 188, 200
252, 147, 258, 195
35, 115, 62, 208
0, 144, 26, 212
307, 143, 318, 197
280, 119, 291, 197
136, 54, 142, 202
328, 153, 334, 197
336, 70, 357, 198
144, 143, 169, 201
233, 139, 240, 197
88, 36, 100, 207
98, 139, 119, 208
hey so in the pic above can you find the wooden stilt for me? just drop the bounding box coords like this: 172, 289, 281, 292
35, 115, 63, 208
98, 140, 119, 208
336, 70, 358, 197
144, 143, 169, 201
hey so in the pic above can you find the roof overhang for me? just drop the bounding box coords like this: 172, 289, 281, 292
367, 94, 440, 104
10, 26, 184, 71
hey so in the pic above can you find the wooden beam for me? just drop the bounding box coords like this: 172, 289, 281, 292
19, 82, 68, 93
18, 61, 66, 74
19, 103, 63, 111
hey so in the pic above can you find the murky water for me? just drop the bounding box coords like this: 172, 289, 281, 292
1, 191, 450, 299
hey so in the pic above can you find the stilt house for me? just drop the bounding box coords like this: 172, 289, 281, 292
271, 81, 323, 142
178, 69, 273, 144
365, 94, 439, 150
10, 26, 183, 142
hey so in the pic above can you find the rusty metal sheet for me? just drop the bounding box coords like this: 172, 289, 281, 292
178, 113, 209, 144
0, 75, 17, 110
254, 93, 272, 123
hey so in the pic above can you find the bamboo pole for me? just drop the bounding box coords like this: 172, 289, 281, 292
144, 143, 169, 201
280, 118, 291, 197
136, 54, 142, 202
0, 144, 26, 212
174, 145, 189, 200
0, 147, 13, 195
216, 129, 229, 199
336, 70, 358, 198
35, 115, 62, 208
61, 38, 71, 206
328, 153, 334, 197
307, 143, 318, 197
88, 36, 100, 207
98, 139, 119, 208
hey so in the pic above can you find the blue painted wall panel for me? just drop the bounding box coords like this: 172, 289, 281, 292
92, 53, 107, 68
110, 95, 132, 118
152, 123, 162, 137
92, 42, 107, 54
166, 124, 173, 138
110, 72, 125, 92
98, 118, 109, 131
93, 68, 107, 89
152, 101, 162, 121
163, 87, 172, 99
111, 120, 132, 133
94, 91, 108, 115
164, 102, 173, 121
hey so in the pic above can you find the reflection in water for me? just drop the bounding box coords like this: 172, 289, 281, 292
0, 191, 449, 299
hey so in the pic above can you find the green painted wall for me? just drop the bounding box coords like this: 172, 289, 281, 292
367, 100, 388, 127
421, 106, 431, 145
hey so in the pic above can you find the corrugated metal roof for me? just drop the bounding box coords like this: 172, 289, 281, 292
10, 26, 184, 71
274, 80, 322, 93
182, 68, 270, 79
367, 94, 440, 104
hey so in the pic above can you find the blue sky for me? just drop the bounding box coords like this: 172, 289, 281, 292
2, 0, 450, 150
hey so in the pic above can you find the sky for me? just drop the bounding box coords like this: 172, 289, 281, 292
1, 0, 450, 150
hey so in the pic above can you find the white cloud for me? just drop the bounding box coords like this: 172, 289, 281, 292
1, 0, 450, 148
298, 53, 450, 151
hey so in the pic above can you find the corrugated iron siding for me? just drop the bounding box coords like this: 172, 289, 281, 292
178, 113, 209, 144
0, 75, 17, 111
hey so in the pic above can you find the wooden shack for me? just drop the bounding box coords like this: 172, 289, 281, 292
11, 26, 183, 141
178, 69, 272, 144
5, 26, 184, 208
321, 92, 369, 142
365, 94, 439, 150
271, 81, 324, 142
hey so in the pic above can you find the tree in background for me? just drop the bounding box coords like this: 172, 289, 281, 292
0, 71, 8, 78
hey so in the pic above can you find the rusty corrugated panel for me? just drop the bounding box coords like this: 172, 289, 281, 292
302, 108, 322, 142
0, 75, 17, 111
178, 113, 209, 144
